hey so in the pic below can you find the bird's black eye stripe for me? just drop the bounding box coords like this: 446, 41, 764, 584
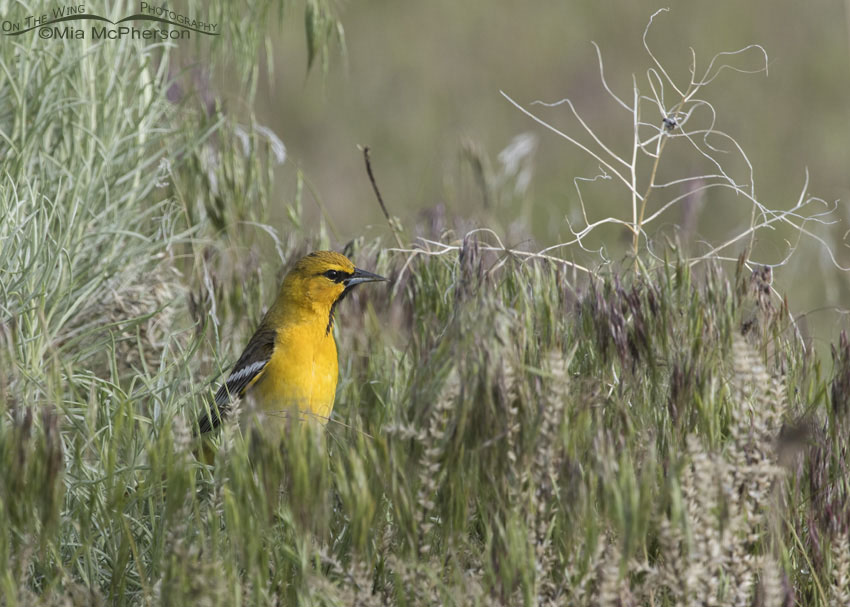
321, 269, 351, 283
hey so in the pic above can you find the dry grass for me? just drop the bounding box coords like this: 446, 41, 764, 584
1, 4, 849, 606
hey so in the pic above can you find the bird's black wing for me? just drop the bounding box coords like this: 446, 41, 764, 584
197, 326, 277, 434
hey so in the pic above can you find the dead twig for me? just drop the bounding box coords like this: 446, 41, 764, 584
360, 145, 404, 248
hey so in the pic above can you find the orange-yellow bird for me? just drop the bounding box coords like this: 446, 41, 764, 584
198, 251, 386, 435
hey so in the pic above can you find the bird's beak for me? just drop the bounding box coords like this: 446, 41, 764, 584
344, 267, 387, 288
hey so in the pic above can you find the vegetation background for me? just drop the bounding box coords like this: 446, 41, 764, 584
258, 0, 850, 348
2, 0, 850, 605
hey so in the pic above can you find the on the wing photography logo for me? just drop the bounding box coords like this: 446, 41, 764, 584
1, 3, 219, 41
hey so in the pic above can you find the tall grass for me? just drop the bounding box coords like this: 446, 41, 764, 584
1, 4, 848, 606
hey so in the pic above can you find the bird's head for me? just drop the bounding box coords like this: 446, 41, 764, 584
279, 251, 386, 317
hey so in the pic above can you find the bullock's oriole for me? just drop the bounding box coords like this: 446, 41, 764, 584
198, 251, 386, 438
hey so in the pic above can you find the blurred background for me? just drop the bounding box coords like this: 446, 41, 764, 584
214, 0, 850, 348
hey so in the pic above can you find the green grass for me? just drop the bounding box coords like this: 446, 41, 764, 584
1, 3, 849, 605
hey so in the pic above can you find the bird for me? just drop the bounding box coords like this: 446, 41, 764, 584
197, 250, 386, 441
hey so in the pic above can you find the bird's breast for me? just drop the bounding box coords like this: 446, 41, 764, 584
252, 322, 339, 425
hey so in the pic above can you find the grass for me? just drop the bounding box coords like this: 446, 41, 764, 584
1, 3, 849, 606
